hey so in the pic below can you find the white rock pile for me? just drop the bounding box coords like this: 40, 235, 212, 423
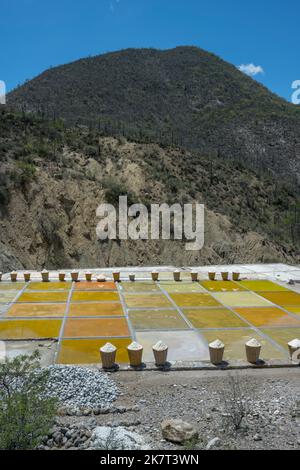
42, 365, 119, 410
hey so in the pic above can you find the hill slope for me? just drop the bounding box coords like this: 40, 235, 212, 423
0, 109, 299, 271
8, 46, 300, 181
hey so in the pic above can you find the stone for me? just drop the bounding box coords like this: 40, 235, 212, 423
47, 439, 54, 448
115, 405, 127, 414
100, 407, 111, 415
206, 437, 221, 450
36, 445, 46, 451
161, 419, 198, 444
89, 426, 151, 450
54, 432, 63, 445
74, 438, 82, 447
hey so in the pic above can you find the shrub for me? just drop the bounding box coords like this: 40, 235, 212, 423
221, 373, 250, 432
0, 185, 9, 206
10, 161, 36, 186
0, 351, 58, 450
103, 178, 136, 206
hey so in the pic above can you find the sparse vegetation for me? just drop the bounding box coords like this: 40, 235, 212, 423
0, 91, 300, 268
8, 46, 300, 182
0, 351, 58, 450
102, 177, 136, 206
221, 374, 251, 432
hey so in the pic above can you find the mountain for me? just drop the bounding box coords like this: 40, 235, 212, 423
8, 46, 300, 181
0, 107, 299, 271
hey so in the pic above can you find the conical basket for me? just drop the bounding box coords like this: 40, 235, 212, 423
288, 339, 300, 360
209, 342, 224, 365
24, 272, 31, 282
10, 272, 18, 282
113, 272, 120, 282
127, 344, 143, 367
152, 346, 168, 366
100, 344, 117, 369
41, 271, 49, 282
245, 343, 261, 364
71, 271, 79, 282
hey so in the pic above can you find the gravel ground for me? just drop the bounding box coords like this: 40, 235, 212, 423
44, 367, 300, 450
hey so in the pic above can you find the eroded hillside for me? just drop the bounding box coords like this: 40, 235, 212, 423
0, 110, 299, 271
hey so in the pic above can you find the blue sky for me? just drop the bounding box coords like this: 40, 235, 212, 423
0, 0, 299, 101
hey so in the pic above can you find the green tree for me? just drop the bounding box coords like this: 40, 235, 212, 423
0, 351, 57, 450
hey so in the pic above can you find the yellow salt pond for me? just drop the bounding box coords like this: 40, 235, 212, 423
58, 338, 131, 364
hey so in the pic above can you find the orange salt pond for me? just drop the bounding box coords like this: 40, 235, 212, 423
7, 303, 66, 318
63, 317, 130, 338
71, 292, 120, 302
234, 307, 300, 327
68, 302, 123, 317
